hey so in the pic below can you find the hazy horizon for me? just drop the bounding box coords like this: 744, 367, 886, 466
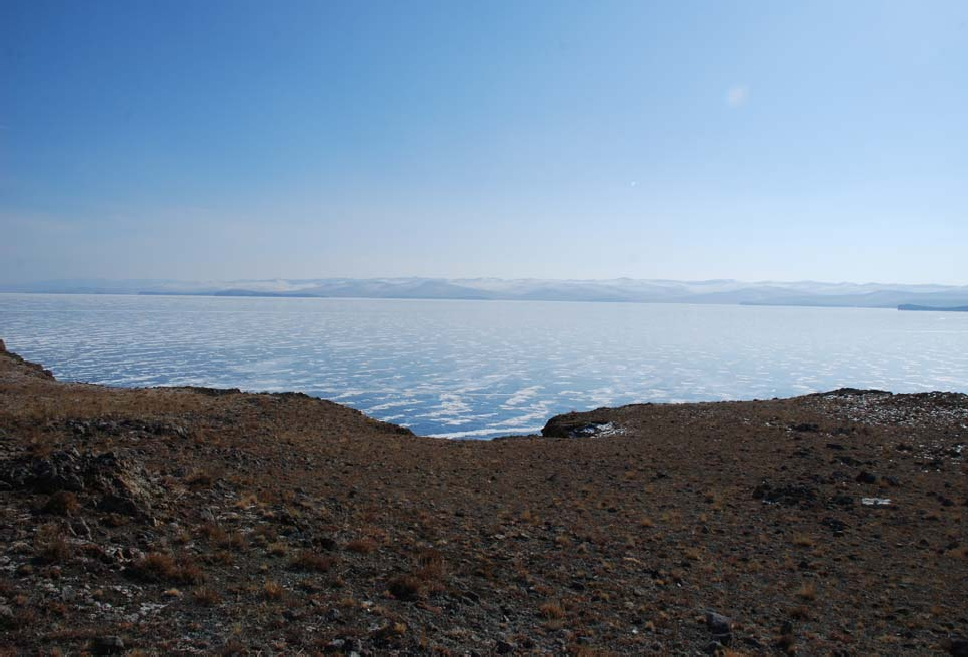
7, 274, 968, 288
3, 1, 967, 285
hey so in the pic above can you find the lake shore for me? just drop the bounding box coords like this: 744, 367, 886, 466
1, 340, 966, 654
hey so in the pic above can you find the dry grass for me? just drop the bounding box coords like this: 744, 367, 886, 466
683, 547, 702, 561
234, 493, 260, 509
42, 491, 81, 516
130, 552, 204, 585
266, 541, 288, 557
262, 580, 284, 600
792, 533, 815, 547
796, 582, 817, 600
945, 546, 967, 560
252, 524, 277, 542
539, 601, 565, 620
199, 522, 228, 543
33, 524, 71, 564
185, 470, 215, 488
193, 588, 221, 606
415, 547, 445, 581
346, 538, 378, 554
290, 550, 335, 573
387, 575, 422, 601
218, 531, 247, 551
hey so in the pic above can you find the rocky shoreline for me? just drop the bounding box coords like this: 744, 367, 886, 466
0, 341, 966, 655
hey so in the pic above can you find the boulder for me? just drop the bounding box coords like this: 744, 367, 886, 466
542, 411, 618, 438
790, 422, 820, 433
705, 611, 732, 645
91, 636, 125, 654
947, 637, 968, 657
752, 481, 818, 508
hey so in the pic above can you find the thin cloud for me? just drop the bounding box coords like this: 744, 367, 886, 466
726, 85, 749, 108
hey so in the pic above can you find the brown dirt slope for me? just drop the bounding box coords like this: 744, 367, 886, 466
0, 342, 966, 655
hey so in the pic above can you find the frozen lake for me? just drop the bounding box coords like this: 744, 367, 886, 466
2, 293, 967, 438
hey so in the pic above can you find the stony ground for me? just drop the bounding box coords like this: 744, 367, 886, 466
0, 340, 966, 655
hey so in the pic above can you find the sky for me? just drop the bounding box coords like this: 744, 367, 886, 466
1, 0, 966, 285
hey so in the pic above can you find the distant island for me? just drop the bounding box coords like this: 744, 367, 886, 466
898, 303, 968, 312
3, 277, 968, 310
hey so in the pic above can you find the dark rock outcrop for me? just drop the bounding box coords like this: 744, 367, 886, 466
752, 481, 818, 508
0, 448, 159, 519
542, 410, 616, 438
705, 610, 732, 645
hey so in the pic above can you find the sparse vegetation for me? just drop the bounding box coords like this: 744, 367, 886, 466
539, 601, 565, 620
290, 550, 335, 573
346, 538, 378, 554
795, 582, 817, 601
387, 575, 422, 601
262, 580, 284, 600
33, 524, 71, 564
130, 553, 204, 585
0, 343, 963, 654
193, 588, 221, 606
42, 491, 81, 516
266, 541, 288, 557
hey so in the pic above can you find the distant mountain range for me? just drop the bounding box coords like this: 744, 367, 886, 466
3, 277, 968, 309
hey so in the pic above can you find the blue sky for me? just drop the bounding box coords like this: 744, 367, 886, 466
2, 0, 966, 284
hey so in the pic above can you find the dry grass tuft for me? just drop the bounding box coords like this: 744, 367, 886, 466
415, 547, 445, 580
219, 531, 247, 551
42, 491, 81, 516
290, 550, 335, 573
33, 524, 71, 564
346, 538, 378, 554
387, 575, 422, 601
795, 582, 817, 600
234, 493, 259, 509
266, 541, 288, 557
945, 546, 967, 560
130, 552, 204, 584
262, 580, 284, 600
185, 470, 215, 488
193, 588, 221, 606
199, 522, 225, 539
539, 601, 565, 619
683, 547, 702, 561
